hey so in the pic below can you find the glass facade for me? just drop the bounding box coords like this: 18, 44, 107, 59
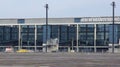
0, 16, 119, 52
0, 26, 18, 51
21, 25, 35, 50
79, 24, 94, 52
96, 24, 109, 52
0, 24, 118, 52
117, 25, 120, 43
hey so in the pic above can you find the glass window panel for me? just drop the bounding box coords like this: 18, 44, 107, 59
51, 26, 59, 33
69, 27, 76, 33
51, 33, 58, 38
37, 25, 43, 28
12, 28, 18, 32
88, 33, 94, 35
88, 24, 94, 27
74, 18, 81, 22
80, 27, 86, 32
87, 27, 94, 32
69, 33, 76, 39
29, 33, 34, 35
21, 25, 27, 28
87, 35, 94, 39
37, 35, 43, 41
37, 26, 43, 33
80, 33, 86, 35
28, 35, 34, 41
79, 24, 86, 27
97, 24, 106, 32
61, 33, 67, 42
18, 19, 25, 24
37, 33, 43, 35
4, 28, 10, 32
29, 25, 34, 28
61, 26, 67, 33
21, 28, 28, 32
29, 28, 35, 33
12, 33, 18, 40
5, 34, 10, 40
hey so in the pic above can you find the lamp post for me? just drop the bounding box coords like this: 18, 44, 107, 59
45, 4, 48, 52
111, 1, 115, 53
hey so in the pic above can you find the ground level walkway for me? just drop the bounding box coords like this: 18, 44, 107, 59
0, 53, 120, 67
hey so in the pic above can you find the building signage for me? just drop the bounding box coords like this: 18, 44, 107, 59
74, 16, 120, 22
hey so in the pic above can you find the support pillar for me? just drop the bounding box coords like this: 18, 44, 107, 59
94, 24, 97, 53
76, 24, 79, 52
18, 25, 21, 50
34, 25, 37, 52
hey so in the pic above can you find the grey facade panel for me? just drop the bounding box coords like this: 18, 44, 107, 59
0, 16, 119, 25
0, 19, 17, 24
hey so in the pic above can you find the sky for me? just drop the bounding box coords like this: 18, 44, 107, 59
0, 0, 120, 18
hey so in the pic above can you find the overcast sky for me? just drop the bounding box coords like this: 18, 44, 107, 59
0, 0, 120, 18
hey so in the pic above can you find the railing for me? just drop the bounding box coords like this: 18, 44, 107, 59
0, 46, 113, 53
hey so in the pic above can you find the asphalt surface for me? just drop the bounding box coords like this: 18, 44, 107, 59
0, 52, 120, 67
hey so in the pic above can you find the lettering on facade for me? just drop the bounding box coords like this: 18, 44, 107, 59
74, 16, 120, 22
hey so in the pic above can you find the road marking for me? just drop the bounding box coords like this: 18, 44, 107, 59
0, 65, 35, 67
0, 66, 50, 67
39, 66, 50, 67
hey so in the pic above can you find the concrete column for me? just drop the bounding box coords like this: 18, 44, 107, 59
76, 24, 79, 52
34, 25, 37, 52
94, 24, 97, 53
68, 46, 70, 52
18, 25, 21, 50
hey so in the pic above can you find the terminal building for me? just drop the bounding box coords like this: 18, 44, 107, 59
0, 16, 120, 52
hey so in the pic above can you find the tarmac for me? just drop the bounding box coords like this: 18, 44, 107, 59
0, 52, 120, 67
